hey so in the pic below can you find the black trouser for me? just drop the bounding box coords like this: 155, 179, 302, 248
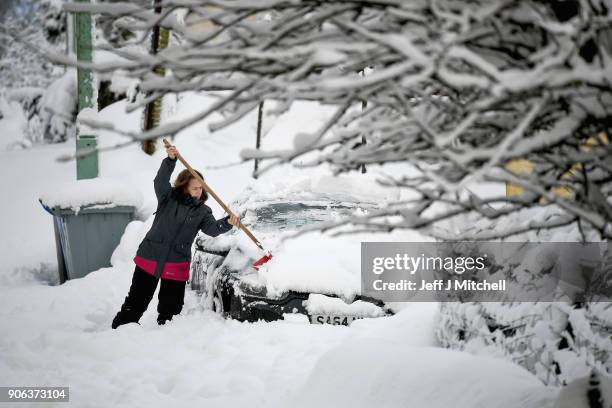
112, 265, 187, 329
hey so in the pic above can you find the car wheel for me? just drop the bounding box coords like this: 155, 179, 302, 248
211, 290, 224, 314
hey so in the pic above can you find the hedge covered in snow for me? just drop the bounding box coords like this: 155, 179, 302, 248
436, 301, 611, 386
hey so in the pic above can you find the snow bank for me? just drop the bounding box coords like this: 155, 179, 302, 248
287, 339, 559, 408
39, 177, 143, 212
110, 218, 153, 267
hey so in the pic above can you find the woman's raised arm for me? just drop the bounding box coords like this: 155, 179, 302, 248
153, 145, 179, 201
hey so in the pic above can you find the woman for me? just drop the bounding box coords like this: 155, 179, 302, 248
112, 144, 240, 329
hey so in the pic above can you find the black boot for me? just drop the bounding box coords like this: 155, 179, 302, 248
157, 313, 173, 325
112, 306, 141, 329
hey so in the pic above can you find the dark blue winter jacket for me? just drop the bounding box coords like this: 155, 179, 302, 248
135, 157, 233, 279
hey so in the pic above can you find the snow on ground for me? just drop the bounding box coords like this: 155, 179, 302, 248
0, 93, 564, 407
289, 340, 559, 408
0, 270, 440, 407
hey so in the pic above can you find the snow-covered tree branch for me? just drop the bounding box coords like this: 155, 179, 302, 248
0, 0, 76, 147
59, 0, 612, 239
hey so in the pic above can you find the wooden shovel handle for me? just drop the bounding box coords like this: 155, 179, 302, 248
162, 138, 264, 251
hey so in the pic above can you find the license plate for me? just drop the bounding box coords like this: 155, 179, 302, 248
310, 314, 363, 326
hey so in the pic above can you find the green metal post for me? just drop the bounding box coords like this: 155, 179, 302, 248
75, 0, 98, 180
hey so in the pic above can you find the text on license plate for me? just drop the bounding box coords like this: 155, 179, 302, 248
310, 315, 363, 326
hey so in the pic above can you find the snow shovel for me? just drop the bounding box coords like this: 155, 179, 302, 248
162, 138, 272, 269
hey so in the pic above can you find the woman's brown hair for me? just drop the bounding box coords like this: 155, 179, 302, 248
173, 169, 208, 202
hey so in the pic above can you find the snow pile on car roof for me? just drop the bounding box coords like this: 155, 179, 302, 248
239, 167, 401, 207
39, 178, 143, 213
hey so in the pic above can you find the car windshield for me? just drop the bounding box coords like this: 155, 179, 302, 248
250, 202, 362, 232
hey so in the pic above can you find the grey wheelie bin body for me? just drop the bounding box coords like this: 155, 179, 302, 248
44, 204, 135, 282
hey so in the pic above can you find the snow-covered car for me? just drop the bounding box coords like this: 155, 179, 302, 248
189, 171, 407, 325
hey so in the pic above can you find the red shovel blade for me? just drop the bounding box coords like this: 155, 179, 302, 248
253, 253, 273, 270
